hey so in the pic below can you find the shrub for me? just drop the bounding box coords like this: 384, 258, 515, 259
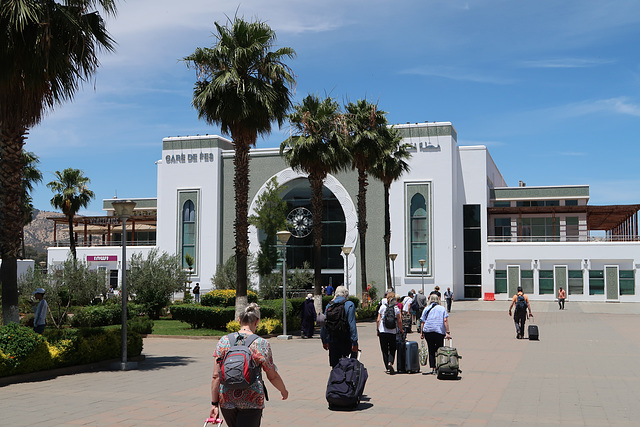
170, 305, 235, 329
226, 320, 240, 332
256, 318, 282, 335
356, 306, 378, 321
225, 318, 282, 335
0, 324, 143, 377
200, 290, 259, 307
70, 303, 145, 328
0, 323, 47, 373
128, 317, 154, 335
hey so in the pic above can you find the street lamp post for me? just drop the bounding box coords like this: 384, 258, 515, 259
389, 253, 398, 292
111, 200, 137, 370
419, 259, 426, 293
276, 230, 292, 340
341, 247, 352, 294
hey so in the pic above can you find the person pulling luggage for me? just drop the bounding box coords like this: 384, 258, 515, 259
376, 292, 403, 374
508, 286, 533, 339
419, 294, 451, 374
321, 286, 359, 367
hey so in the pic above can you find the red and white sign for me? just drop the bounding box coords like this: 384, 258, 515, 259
87, 255, 117, 262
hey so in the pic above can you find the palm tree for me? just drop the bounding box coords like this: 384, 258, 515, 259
20, 151, 43, 259
0, 0, 116, 324
370, 132, 412, 291
280, 94, 349, 312
47, 168, 95, 262
183, 17, 295, 318
344, 99, 395, 295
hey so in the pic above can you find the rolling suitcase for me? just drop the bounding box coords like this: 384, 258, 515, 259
528, 324, 539, 340
326, 351, 368, 409
436, 338, 461, 380
404, 341, 420, 373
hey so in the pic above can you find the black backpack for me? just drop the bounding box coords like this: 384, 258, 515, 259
515, 294, 527, 313
383, 304, 397, 329
325, 300, 349, 335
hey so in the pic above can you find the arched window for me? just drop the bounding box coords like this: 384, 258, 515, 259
182, 200, 195, 268
410, 193, 428, 268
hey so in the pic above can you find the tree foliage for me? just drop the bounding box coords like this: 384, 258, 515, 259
1, 0, 118, 325
18, 258, 106, 328
47, 168, 95, 261
127, 249, 187, 319
249, 177, 288, 277
280, 94, 349, 308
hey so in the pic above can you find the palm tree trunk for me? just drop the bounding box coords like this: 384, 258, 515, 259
309, 174, 324, 314
357, 169, 368, 296
233, 137, 251, 319
68, 215, 77, 262
383, 182, 392, 291
0, 126, 26, 324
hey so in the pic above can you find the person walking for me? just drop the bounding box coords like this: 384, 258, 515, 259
210, 303, 288, 427
300, 293, 317, 338
420, 294, 451, 374
32, 288, 48, 334
377, 292, 403, 374
558, 287, 566, 310
320, 286, 358, 367
444, 287, 453, 313
193, 282, 200, 304
509, 286, 533, 339
413, 289, 427, 321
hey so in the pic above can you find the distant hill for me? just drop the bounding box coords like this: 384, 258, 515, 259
24, 209, 66, 253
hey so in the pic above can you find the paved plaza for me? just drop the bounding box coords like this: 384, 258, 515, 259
2, 300, 640, 426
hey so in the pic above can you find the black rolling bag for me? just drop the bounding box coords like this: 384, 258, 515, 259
326, 351, 368, 409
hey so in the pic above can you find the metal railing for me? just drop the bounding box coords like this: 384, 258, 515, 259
52, 239, 156, 247
488, 235, 640, 243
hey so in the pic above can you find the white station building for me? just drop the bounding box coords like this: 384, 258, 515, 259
47, 121, 640, 302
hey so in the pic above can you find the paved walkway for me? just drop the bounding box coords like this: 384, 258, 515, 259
2, 301, 640, 426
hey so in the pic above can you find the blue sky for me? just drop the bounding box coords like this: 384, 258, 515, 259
26, 0, 640, 215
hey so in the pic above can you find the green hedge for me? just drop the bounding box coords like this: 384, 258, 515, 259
171, 295, 361, 331
170, 305, 236, 329
0, 323, 143, 377
200, 290, 259, 307
70, 303, 146, 328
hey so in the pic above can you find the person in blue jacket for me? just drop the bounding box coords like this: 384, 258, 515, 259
320, 286, 358, 367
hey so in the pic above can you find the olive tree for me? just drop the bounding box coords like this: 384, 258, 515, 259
127, 249, 187, 319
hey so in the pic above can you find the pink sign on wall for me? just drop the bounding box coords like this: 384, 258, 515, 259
87, 255, 117, 262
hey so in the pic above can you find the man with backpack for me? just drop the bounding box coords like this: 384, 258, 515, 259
508, 286, 533, 339
321, 286, 359, 367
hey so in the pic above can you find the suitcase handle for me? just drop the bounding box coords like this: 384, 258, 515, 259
444, 337, 453, 347
204, 418, 223, 426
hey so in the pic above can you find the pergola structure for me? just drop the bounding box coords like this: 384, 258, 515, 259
48, 214, 157, 247
487, 204, 640, 239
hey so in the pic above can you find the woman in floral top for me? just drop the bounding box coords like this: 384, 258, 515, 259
210, 303, 288, 427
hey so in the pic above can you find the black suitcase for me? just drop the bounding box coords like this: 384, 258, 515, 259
396, 337, 406, 373
528, 324, 539, 340
404, 341, 420, 373
326, 352, 368, 409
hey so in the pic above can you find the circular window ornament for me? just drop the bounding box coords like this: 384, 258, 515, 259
287, 207, 313, 238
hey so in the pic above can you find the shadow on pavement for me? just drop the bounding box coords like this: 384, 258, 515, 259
137, 355, 194, 371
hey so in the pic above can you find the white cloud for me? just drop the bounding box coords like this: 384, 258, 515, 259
519, 58, 614, 68
557, 97, 640, 119
399, 65, 516, 85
